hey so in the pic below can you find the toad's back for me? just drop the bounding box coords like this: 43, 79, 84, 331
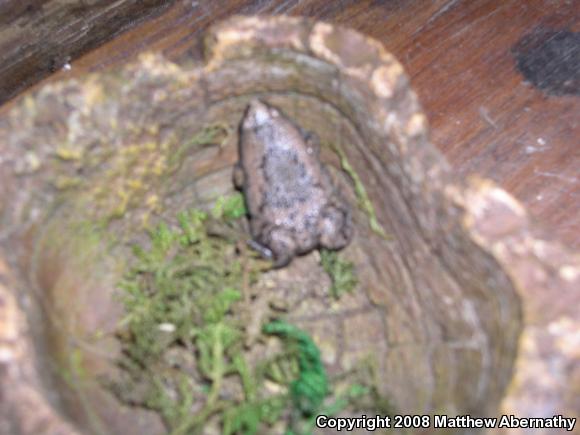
235, 99, 353, 267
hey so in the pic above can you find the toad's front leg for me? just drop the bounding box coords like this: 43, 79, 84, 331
232, 162, 245, 190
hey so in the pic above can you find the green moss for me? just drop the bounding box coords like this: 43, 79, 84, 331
223, 395, 288, 435
289, 383, 371, 435
55, 348, 86, 387
320, 249, 357, 300
211, 192, 247, 220
262, 320, 329, 415
112, 195, 373, 434
53, 175, 83, 190
329, 142, 391, 240
55, 145, 84, 161
113, 200, 247, 433
168, 123, 229, 169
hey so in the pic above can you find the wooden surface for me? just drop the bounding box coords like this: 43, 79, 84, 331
5, 0, 580, 249
0, 0, 175, 104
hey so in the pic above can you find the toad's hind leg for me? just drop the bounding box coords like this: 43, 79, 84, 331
319, 204, 353, 250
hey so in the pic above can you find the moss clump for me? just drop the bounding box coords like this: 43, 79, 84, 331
211, 192, 247, 220
320, 249, 358, 300
328, 142, 390, 240
112, 195, 370, 434
55, 145, 84, 161
114, 198, 251, 434
112, 193, 370, 434
263, 320, 328, 415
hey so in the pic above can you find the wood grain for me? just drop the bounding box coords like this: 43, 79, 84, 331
4, 0, 580, 249
0, 0, 176, 104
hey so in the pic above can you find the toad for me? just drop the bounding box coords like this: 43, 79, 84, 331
234, 100, 353, 268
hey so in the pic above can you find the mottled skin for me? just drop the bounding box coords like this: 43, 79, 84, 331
234, 100, 353, 267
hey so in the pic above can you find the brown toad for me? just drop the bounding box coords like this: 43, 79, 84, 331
234, 100, 353, 268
